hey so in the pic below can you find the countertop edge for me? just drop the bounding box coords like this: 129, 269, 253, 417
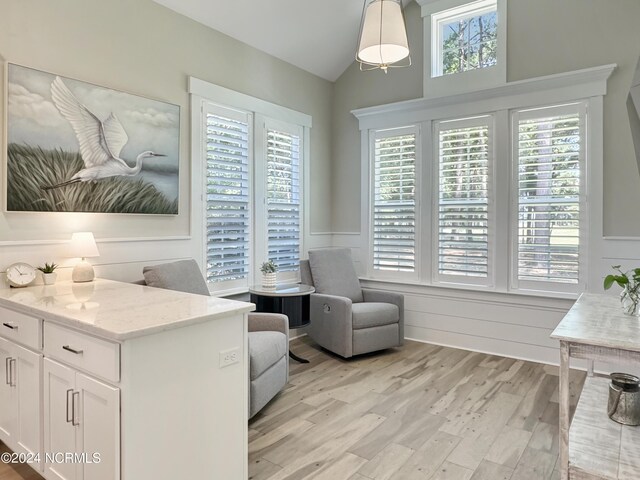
0, 296, 256, 342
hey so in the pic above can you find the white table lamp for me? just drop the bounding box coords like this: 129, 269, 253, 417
69, 232, 100, 283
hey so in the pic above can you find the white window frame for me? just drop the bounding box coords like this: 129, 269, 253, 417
201, 102, 254, 293
189, 77, 311, 296
254, 116, 305, 285
367, 125, 422, 282
432, 114, 496, 288
354, 64, 612, 299
418, 0, 507, 98
509, 102, 589, 295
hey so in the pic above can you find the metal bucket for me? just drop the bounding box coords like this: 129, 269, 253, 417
608, 372, 640, 426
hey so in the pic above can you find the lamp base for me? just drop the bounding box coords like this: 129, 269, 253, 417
72, 260, 95, 283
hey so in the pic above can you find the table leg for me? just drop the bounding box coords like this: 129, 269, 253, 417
289, 350, 309, 364
559, 341, 570, 480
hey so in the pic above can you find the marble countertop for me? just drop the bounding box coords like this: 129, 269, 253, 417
0, 279, 255, 341
551, 293, 640, 352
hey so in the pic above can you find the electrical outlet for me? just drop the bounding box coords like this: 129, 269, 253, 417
219, 347, 240, 368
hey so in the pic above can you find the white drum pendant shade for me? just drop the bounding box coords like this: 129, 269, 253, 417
357, 0, 409, 68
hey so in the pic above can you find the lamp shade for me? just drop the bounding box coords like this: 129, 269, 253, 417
357, 0, 409, 67
69, 232, 100, 259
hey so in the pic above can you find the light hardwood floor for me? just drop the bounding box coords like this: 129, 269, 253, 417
0, 338, 585, 480
248, 337, 585, 480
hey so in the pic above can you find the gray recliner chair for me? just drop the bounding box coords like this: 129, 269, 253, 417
139, 259, 288, 418
301, 248, 404, 358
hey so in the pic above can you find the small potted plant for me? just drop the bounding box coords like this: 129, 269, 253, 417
260, 260, 277, 289
38, 262, 58, 286
604, 265, 640, 316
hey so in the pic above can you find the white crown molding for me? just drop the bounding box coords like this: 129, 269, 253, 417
352, 64, 616, 130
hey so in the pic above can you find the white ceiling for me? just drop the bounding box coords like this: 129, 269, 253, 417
153, 0, 374, 82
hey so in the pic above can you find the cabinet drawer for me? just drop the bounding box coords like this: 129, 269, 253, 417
44, 323, 120, 383
0, 306, 41, 350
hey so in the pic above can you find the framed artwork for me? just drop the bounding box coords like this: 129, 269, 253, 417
5, 63, 180, 214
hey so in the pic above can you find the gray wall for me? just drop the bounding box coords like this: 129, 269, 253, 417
331, 0, 640, 236
0, 0, 333, 242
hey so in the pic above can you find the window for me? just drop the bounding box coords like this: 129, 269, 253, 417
371, 127, 419, 277
265, 124, 302, 275
432, 0, 497, 77
204, 105, 252, 290
200, 97, 308, 294
512, 103, 586, 293
420, 0, 506, 97
435, 116, 493, 285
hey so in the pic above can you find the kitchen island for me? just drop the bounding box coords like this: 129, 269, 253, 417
0, 279, 254, 480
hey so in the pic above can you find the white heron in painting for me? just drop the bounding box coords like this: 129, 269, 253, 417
42, 77, 165, 191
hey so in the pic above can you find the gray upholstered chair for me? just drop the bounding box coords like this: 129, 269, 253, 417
300, 248, 404, 358
139, 259, 288, 418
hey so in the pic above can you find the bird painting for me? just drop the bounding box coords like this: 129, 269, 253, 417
42, 77, 165, 191
7, 63, 179, 214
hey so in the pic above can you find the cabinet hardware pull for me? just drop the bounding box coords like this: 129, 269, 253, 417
62, 345, 83, 355
66, 389, 73, 423
2, 323, 17, 330
72, 391, 80, 426
9, 359, 16, 387
5, 358, 11, 385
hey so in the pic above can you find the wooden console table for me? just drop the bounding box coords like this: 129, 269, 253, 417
551, 293, 640, 480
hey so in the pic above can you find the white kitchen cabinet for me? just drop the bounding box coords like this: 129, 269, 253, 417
0, 335, 42, 468
0, 279, 252, 480
44, 358, 120, 480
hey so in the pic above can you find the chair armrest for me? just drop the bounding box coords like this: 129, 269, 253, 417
248, 312, 289, 338
308, 293, 354, 357
362, 288, 404, 308
361, 288, 404, 346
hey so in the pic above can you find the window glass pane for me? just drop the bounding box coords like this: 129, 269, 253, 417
440, 6, 497, 75
517, 111, 582, 284
205, 111, 251, 284
438, 123, 490, 278
267, 128, 301, 273
373, 133, 416, 273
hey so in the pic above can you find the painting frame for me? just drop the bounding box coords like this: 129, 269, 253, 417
3, 62, 181, 215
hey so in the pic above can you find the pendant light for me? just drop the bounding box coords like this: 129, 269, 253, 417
356, 0, 411, 73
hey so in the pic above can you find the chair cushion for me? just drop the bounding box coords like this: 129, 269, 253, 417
249, 331, 287, 380
143, 259, 210, 296
351, 302, 399, 330
308, 248, 363, 303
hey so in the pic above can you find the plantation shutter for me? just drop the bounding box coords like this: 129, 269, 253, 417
204, 104, 251, 290
514, 104, 584, 290
372, 128, 418, 274
266, 126, 301, 274
436, 118, 492, 284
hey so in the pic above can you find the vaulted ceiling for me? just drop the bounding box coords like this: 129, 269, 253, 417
153, 0, 407, 82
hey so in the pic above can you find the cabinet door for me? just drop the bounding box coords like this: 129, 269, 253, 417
14, 343, 42, 468
0, 336, 16, 444
76, 373, 120, 480
44, 358, 77, 480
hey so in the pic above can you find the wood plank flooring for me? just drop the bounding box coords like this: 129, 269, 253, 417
0, 338, 585, 480
248, 337, 585, 480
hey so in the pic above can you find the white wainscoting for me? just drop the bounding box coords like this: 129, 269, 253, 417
332, 233, 640, 368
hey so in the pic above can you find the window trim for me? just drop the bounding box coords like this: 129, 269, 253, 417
432, 114, 496, 288
509, 101, 589, 295
189, 77, 311, 296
